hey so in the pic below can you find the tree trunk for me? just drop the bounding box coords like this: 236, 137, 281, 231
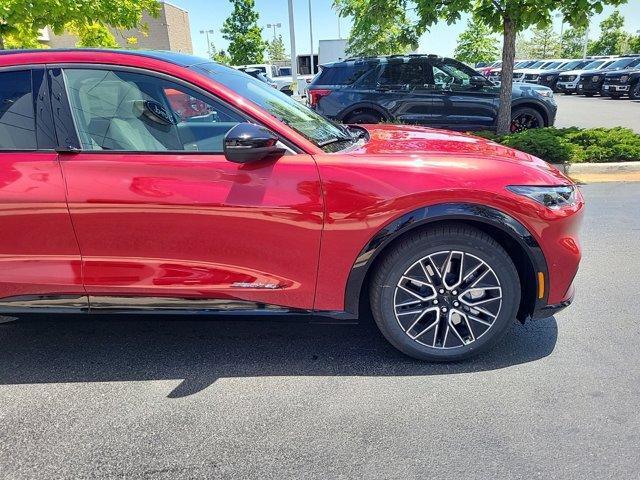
496, 16, 516, 135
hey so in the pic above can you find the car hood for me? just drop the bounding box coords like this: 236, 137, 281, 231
346, 124, 558, 171
605, 68, 640, 77
516, 68, 547, 74
562, 68, 604, 76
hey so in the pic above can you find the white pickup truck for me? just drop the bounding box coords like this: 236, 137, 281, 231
235, 64, 314, 97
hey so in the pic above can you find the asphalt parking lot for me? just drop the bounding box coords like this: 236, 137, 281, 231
1, 182, 639, 479
554, 94, 640, 132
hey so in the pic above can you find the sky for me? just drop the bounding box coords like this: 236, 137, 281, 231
170, 0, 640, 60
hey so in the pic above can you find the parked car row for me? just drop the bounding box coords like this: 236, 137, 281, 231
479, 55, 640, 100
235, 64, 314, 96
307, 54, 557, 133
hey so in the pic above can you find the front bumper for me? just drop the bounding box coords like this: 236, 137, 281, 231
556, 81, 578, 92
532, 292, 574, 319
577, 80, 604, 94
602, 84, 630, 95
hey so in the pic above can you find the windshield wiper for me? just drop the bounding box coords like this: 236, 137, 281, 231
317, 135, 353, 147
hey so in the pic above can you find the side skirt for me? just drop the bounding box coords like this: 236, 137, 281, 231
0, 295, 358, 322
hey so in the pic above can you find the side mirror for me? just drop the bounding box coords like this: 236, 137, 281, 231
469, 75, 488, 88
223, 123, 285, 164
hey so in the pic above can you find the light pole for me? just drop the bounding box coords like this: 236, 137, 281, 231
288, 0, 298, 95
266, 22, 281, 41
199, 29, 214, 58
582, 20, 590, 60
555, 13, 564, 51
308, 0, 315, 75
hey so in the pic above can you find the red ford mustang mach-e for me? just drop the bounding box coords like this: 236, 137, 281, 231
0, 50, 583, 361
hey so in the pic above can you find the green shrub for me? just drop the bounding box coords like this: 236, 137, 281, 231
499, 128, 574, 164
472, 127, 640, 163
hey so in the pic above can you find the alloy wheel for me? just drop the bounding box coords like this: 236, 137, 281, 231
510, 113, 541, 132
393, 250, 503, 349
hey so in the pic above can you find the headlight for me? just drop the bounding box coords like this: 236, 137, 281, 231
534, 89, 553, 98
620, 75, 629, 83
592, 76, 600, 82
507, 185, 577, 209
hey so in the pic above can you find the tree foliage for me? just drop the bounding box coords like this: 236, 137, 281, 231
453, 16, 499, 64
221, 0, 267, 65
268, 34, 287, 62
334, 0, 417, 55
334, 0, 628, 134
0, 0, 159, 49
588, 10, 629, 55
210, 43, 231, 65
518, 26, 561, 58
560, 26, 588, 58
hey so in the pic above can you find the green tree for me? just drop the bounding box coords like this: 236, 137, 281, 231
519, 26, 561, 58
267, 34, 287, 62
335, 1, 417, 55
0, 0, 159, 49
588, 10, 629, 55
210, 43, 231, 64
560, 26, 588, 57
629, 34, 640, 53
334, 0, 628, 134
221, 0, 267, 65
453, 16, 499, 65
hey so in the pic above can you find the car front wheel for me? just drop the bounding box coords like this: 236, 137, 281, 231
510, 107, 544, 132
370, 225, 521, 361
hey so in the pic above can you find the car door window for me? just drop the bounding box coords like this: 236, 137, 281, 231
62, 68, 245, 152
430, 59, 475, 92
378, 61, 434, 91
0, 70, 37, 150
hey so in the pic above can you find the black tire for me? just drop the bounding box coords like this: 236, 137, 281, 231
345, 111, 383, 124
370, 224, 521, 362
630, 82, 640, 100
563, 92, 573, 95
510, 107, 544, 132
584, 93, 595, 97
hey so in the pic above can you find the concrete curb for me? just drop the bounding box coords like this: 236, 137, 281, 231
551, 161, 640, 175
551, 161, 640, 183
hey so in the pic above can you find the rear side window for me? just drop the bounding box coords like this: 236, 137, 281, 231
0, 70, 37, 150
317, 64, 373, 85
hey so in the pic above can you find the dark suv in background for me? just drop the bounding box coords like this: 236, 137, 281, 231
577, 56, 640, 96
308, 55, 557, 132
537, 59, 592, 90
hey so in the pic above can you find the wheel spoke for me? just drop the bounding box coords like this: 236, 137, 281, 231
441, 251, 464, 290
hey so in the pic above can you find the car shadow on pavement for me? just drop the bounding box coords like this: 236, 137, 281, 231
0, 314, 558, 398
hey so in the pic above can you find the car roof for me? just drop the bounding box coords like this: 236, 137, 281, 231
323, 54, 445, 68
0, 48, 211, 67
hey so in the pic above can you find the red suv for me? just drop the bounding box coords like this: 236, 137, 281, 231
0, 50, 583, 361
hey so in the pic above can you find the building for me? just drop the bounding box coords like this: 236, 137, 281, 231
39, 1, 193, 53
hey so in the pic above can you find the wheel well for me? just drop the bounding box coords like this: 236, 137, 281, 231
342, 107, 386, 123
512, 102, 549, 126
357, 219, 537, 323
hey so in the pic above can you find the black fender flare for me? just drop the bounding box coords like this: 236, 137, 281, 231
344, 203, 549, 317
337, 102, 391, 123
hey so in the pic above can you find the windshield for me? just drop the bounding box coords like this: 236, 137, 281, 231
277, 67, 292, 76
607, 58, 639, 70
583, 60, 604, 70
562, 60, 586, 70
195, 63, 348, 148
528, 61, 545, 68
